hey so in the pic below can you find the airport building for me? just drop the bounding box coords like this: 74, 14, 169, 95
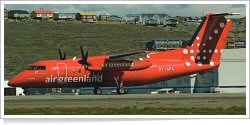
145, 39, 189, 51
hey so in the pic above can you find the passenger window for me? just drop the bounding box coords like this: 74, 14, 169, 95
78, 69, 82, 73
36, 66, 46, 70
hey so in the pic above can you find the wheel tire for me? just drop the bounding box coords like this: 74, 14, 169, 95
24, 91, 30, 95
94, 87, 102, 95
117, 87, 126, 95
96, 88, 102, 95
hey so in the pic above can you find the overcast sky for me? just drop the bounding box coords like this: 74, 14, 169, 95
4, 4, 246, 17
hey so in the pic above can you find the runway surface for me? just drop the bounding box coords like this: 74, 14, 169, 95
4, 93, 246, 115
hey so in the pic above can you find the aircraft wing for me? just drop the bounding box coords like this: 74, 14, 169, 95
86, 51, 151, 71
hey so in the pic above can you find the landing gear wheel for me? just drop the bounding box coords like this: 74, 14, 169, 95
93, 87, 102, 95
116, 87, 126, 95
23, 90, 30, 95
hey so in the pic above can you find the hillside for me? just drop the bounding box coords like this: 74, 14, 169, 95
4, 20, 196, 79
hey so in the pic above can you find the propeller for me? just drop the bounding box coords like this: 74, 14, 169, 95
80, 45, 88, 65
58, 48, 66, 60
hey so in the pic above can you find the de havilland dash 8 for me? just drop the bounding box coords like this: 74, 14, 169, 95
8, 13, 237, 95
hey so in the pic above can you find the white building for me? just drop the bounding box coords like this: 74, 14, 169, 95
216, 48, 246, 93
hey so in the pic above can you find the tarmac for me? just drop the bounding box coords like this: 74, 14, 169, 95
5, 93, 246, 109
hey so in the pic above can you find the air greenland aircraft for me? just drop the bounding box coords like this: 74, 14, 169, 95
8, 13, 236, 94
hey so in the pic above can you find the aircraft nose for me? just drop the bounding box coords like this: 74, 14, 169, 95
9, 76, 21, 87
9, 72, 27, 87
7, 81, 12, 86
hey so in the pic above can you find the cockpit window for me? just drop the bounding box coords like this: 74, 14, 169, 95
36, 66, 46, 70
26, 66, 37, 70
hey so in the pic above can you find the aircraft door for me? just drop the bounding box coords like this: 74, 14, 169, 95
57, 63, 67, 78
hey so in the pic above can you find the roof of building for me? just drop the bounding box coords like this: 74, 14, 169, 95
142, 13, 170, 18
9, 10, 29, 14
109, 15, 122, 18
142, 14, 155, 18
126, 14, 141, 17
99, 14, 109, 16
34, 10, 54, 14
78, 12, 96, 16
158, 14, 169, 18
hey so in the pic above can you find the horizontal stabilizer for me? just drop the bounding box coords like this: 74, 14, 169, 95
209, 13, 240, 17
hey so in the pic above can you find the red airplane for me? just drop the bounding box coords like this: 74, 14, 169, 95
8, 13, 235, 95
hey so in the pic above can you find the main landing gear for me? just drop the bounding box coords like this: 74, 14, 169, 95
93, 87, 102, 95
116, 86, 126, 95
114, 76, 127, 95
93, 75, 127, 95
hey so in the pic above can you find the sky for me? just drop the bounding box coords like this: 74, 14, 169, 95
4, 4, 246, 17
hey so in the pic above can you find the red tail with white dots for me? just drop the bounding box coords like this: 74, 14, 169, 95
147, 13, 236, 67
181, 13, 234, 65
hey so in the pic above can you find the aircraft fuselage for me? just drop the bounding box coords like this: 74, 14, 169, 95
9, 57, 219, 88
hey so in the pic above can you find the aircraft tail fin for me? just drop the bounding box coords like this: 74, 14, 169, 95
181, 13, 234, 64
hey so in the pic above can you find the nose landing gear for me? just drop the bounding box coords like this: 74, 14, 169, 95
22, 87, 31, 95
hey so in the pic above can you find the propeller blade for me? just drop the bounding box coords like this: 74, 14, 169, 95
80, 45, 84, 59
63, 51, 66, 60
59, 48, 66, 60
83, 50, 88, 65
80, 45, 88, 65
59, 49, 63, 60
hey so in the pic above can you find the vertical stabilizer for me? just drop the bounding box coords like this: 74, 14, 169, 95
181, 13, 233, 65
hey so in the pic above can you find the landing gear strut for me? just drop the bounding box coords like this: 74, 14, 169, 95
116, 87, 126, 95
23, 88, 30, 95
114, 76, 127, 95
93, 87, 102, 95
